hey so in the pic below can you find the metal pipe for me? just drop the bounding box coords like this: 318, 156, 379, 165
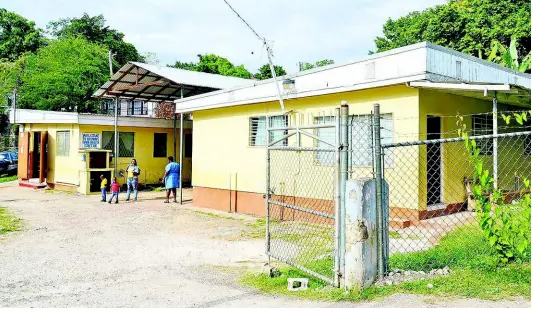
268, 131, 296, 147
298, 130, 336, 147
373, 103, 384, 279
179, 88, 184, 204
334, 107, 341, 288
114, 97, 118, 178
265, 115, 271, 265
173, 114, 177, 161
269, 200, 335, 219
264, 43, 285, 113
339, 101, 349, 283
493, 97, 498, 189
267, 146, 335, 152
269, 123, 334, 131
381, 131, 529, 148
108, 50, 114, 77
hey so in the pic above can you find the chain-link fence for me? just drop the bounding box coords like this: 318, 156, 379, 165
265, 104, 531, 287
268, 148, 337, 284
382, 128, 531, 273
266, 111, 341, 286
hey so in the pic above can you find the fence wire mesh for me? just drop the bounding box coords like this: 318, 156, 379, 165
383, 130, 531, 273
267, 147, 337, 284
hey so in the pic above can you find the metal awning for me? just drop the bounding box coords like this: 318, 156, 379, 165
93, 62, 252, 102
408, 81, 531, 107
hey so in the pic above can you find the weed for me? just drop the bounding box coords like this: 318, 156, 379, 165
0, 207, 21, 234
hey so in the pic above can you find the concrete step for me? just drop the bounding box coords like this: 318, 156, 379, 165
19, 181, 46, 189
389, 217, 411, 229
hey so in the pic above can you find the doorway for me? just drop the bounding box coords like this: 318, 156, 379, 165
32, 132, 41, 179
427, 115, 442, 205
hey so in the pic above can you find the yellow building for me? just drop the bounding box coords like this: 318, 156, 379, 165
175, 42, 531, 224
8, 61, 253, 195
11, 109, 192, 194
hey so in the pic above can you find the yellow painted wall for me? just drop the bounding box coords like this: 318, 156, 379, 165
418, 89, 530, 209
79, 125, 191, 187
24, 123, 81, 187
21, 123, 192, 194
192, 85, 420, 206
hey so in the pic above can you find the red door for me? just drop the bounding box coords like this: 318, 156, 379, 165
17, 132, 30, 179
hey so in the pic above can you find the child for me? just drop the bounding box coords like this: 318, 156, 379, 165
100, 175, 107, 202
108, 177, 120, 204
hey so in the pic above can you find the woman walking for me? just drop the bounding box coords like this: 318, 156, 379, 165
163, 156, 180, 203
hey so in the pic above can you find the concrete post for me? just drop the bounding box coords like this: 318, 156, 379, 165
344, 178, 389, 289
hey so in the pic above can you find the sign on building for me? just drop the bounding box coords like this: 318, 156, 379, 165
81, 133, 100, 149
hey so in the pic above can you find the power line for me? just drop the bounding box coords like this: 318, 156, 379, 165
223, 0, 263, 42
222, 0, 286, 112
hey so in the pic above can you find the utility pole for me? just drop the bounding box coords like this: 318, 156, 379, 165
109, 50, 119, 177
108, 50, 114, 77
264, 41, 285, 113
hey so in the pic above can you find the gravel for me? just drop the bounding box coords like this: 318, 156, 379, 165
0, 182, 528, 308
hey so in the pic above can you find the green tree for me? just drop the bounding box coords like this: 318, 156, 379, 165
0, 9, 44, 61
47, 13, 142, 67
373, 0, 531, 64
168, 54, 252, 78
254, 63, 287, 80
18, 36, 108, 112
300, 59, 334, 71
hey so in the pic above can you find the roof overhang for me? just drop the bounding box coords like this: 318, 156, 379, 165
93, 62, 252, 103
407, 81, 531, 107
9, 109, 192, 129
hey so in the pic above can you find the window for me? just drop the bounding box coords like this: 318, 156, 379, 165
315, 116, 336, 164
314, 114, 393, 166
249, 115, 288, 146
102, 131, 135, 157
472, 115, 493, 155
153, 133, 167, 158
351, 114, 393, 167
185, 133, 192, 158
100, 100, 120, 115
127, 100, 148, 115
56, 131, 70, 156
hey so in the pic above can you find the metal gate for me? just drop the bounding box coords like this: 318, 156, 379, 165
265, 110, 341, 286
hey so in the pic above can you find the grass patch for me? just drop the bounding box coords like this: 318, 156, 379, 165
0, 175, 17, 183
0, 207, 21, 234
389, 224, 500, 271
240, 223, 531, 301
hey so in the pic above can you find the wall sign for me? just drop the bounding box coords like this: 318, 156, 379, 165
81, 133, 100, 149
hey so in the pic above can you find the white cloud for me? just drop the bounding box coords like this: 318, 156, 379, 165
2, 0, 447, 73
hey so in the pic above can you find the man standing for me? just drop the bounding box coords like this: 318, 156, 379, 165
125, 158, 140, 201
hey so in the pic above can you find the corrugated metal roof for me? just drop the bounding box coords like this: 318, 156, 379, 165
93, 62, 253, 102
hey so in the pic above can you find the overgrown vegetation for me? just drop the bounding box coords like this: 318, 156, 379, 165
0, 207, 21, 234
240, 223, 531, 301
457, 112, 531, 263
373, 0, 531, 72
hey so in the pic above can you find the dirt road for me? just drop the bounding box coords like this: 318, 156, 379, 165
0, 182, 528, 307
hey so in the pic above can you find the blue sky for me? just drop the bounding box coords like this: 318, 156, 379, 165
2, 0, 447, 73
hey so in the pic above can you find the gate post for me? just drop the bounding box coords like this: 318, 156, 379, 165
265, 115, 271, 264
373, 104, 386, 279
339, 101, 349, 286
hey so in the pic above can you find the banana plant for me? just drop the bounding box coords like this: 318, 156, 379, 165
487, 37, 531, 73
